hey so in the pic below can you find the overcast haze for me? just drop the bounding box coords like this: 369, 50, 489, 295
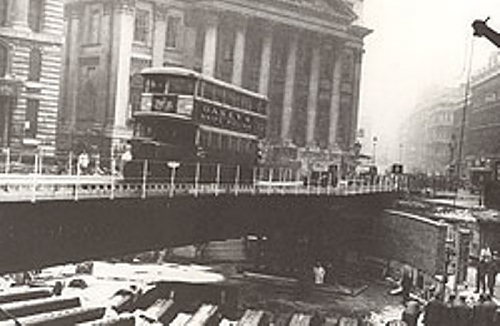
359, 0, 500, 162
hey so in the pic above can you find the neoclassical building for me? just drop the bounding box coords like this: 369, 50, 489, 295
0, 0, 64, 156
60, 0, 370, 171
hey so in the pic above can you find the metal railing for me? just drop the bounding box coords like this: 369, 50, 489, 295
0, 174, 399, 203
0, 151, 401, 202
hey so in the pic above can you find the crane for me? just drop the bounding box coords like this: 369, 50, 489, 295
472, 18, 500, 48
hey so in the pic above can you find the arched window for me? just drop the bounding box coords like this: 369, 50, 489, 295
0, 43, 8, 77
28, 48, 42, 81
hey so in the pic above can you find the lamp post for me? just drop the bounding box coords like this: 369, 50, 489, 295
372, 136, 378, 165
167, 161, 180, 197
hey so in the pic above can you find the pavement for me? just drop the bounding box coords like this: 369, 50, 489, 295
424, 189, 482, 209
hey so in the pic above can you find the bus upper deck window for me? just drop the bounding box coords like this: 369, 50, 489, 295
204, 83, 214, 100
150, 78, 165, 93
227, 90, 235, 107
214, 85, 224, 103
169, 76, 194, 95
242, 96, 251, 111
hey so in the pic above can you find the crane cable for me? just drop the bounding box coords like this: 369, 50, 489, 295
453, 35, 476, 206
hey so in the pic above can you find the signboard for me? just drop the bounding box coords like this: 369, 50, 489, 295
194, 101, 266, 137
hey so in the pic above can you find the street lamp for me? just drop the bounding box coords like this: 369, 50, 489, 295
167, 161, 180, 197
372, 136, 378, 165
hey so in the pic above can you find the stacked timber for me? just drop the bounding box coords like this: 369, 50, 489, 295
202, 239, 247, 262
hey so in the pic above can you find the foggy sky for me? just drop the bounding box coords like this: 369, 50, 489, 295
359, 0, 500, 161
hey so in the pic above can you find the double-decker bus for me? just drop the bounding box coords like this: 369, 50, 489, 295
123, 67, 268, 183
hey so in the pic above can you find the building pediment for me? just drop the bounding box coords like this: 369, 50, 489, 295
256, 0, 357, 22
192, 0, 362, 39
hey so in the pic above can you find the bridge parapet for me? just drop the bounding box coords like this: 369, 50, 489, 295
0, 175, 399, 203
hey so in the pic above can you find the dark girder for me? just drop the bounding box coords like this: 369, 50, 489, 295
472, 18, 500, 48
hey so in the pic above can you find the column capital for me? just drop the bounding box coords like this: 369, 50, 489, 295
154, 4, 168, 22
202, 10, 220, 27
225, 13, 248, 30
65, 3, 84, 20
113, 0, 136, 15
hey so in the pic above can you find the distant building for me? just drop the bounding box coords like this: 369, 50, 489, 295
59, 0, 371, 173
463, 53, 500, 184
401, 86, 462, 175
0, 0, 64, 156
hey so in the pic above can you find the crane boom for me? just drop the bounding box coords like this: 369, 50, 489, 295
472, 18, 500, 48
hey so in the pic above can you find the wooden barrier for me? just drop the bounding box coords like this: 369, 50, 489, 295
0, 306, 106, 325
185, 304, 219, 326
0, 296, 80, 321
237, 310, 269, 326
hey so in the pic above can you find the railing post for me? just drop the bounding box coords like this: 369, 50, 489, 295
252, 166, 257, 195
194, 162, 200, 197
69, 151, 74, 175
215, 163, 221, 196
142, 159, 148, 199
306, 173, 311, 195
31, 171, 37, 203
34, 153, 39, 174
316, 173, 321, 195
39, 149, 43, 174
268, 168, 273, 195
234, 165, 240, 196
327, 173, 332, 195
110, 169, 115, 200
295, 169, 300, 195
169, 165, 177, 198
74, 163, 79, 201
5, 148, 9, 174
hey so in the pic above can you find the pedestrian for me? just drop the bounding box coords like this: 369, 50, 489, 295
487, 255, 497, 297
401, 266, 413, 304
423, 293, 445, 326
478, 246, 493, 294
313, 261, 326, 285
52, 281, 63, 296
452, 295, 472, 326
401, 300, 420, 326
77, 151, 90, 175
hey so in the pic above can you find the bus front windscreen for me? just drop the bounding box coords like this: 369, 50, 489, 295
144, 75, 195, 95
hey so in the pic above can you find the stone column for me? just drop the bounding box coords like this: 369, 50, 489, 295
306, 38, 321, 147
152, 6, 167, 67
328, 46, 343, 149
66, 5, 83, 131
280, 32, 299, 144
11, 0, 29, 30
350, 50, 363, 147
231, 17, 247, 86
109, 3, 135, 137
202, 13, 218, 76
258, 24, 273, 96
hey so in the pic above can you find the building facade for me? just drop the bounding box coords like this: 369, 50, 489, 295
0, 0, 64, 157
60, 0, 370, 172
464, 55, 500, 180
